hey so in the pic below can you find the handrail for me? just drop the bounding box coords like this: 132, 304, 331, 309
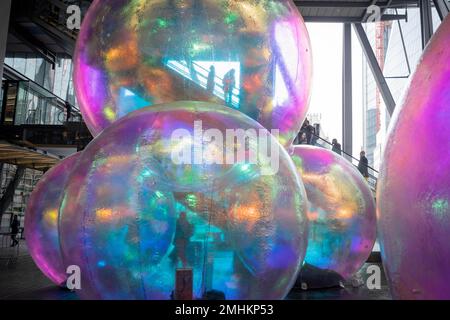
309, 131, 379, 175
165, 59, 240, 106
297, 131, 379, 193
4, 64, 82, 115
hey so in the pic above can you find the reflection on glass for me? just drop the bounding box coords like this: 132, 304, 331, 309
165, 60, 241, 108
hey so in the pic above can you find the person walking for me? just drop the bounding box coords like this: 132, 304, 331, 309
358, 151, 369, 179
10, 215, 20, 247
223, 69, 236, 106
305, 122, 315, 145
332, 139, 342, 155
206, 65, 216, 94
173, 212, 193, 268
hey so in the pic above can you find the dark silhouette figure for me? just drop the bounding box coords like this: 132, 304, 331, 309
296, 119, 308, 145
173, 212, 194, 268
311, 124, 320, 145
10, 215, 20, 247
297, 119, 316, 145
332, 139, 342, 155
206, 65, 216, 94
358, 151, 369, 178
297, 132, 307, 145
305, 121, 315, 145
66, 103, 72, 123
223, 69, 236, 106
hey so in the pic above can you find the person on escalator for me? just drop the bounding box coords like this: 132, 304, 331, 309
223, 69, 236, 107
301, 119, 315, 145
10, 215, 20, 247
358, 151, 370, 179
306, 122, 315, 145
207, 65, 216, 94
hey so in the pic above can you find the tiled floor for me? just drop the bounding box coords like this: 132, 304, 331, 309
0, 240, 391, 300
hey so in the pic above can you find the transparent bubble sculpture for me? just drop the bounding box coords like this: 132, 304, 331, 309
290, 146, 376, 280
377, 16, 450, 300
59, 101, 309, 300
74, 0, 312, 146
25, 152, 81, 286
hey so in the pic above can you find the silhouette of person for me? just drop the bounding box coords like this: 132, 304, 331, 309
10, 215, 20, 247
358, 151, 369, 179
173, 212, 194, 268
223, 69, 236, 106
66, 103, 72, 123
332, 139, 342, 155
303, 120, 315, 145
207, 65, 216, 94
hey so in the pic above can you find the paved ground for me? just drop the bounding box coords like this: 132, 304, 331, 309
0, 240, 391, 300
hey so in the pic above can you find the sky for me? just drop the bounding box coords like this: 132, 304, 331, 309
305, 23, 364, 159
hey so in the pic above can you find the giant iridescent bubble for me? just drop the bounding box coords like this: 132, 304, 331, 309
25, 152, 81, 286
290, 146, 376, 280
59, 101, 309, 300
74, 0, 312, 145
377, 16, 450, 300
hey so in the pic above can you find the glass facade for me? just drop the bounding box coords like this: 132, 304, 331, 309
362, 8, 442, 170
4, 53, 77, 106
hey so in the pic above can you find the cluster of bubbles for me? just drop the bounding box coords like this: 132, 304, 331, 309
24, 0, 396, 300
74, 0, 313, 147
26, 0, 313, 300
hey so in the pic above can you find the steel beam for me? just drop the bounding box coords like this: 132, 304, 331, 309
353, 23, 396, 116
420, 0, 434, 49
342, 23, 353, 160
304, 14, 407, 23
9, 24, 56, 67
0, 0, 12, 81
433, 0, 450, 20
294, 0, 418, 8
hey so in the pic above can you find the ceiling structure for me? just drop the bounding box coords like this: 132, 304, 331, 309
0, 140, 62, 170
4, 0, 426, 58
295, 0, 417, 22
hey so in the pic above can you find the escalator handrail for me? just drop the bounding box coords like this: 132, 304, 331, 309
309, 131, 379, 176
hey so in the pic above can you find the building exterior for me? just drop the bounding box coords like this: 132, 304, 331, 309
362, 7, 441, 171
0, 164, 42, 230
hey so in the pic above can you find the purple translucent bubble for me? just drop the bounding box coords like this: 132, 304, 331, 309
25, 153, 81, 286
377, 16, 450, 300
291, 146, 376, 280
74, 0, 312, 146
59, 101, 309, 300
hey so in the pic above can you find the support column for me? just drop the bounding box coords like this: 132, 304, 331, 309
353, 23, 396, 116
0, 0, 12, 81
342, 23, 352, 160
420, 0, 434, 49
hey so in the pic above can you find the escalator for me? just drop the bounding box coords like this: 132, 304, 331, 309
10, 0, 91, 57
165, 59, 241, 109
